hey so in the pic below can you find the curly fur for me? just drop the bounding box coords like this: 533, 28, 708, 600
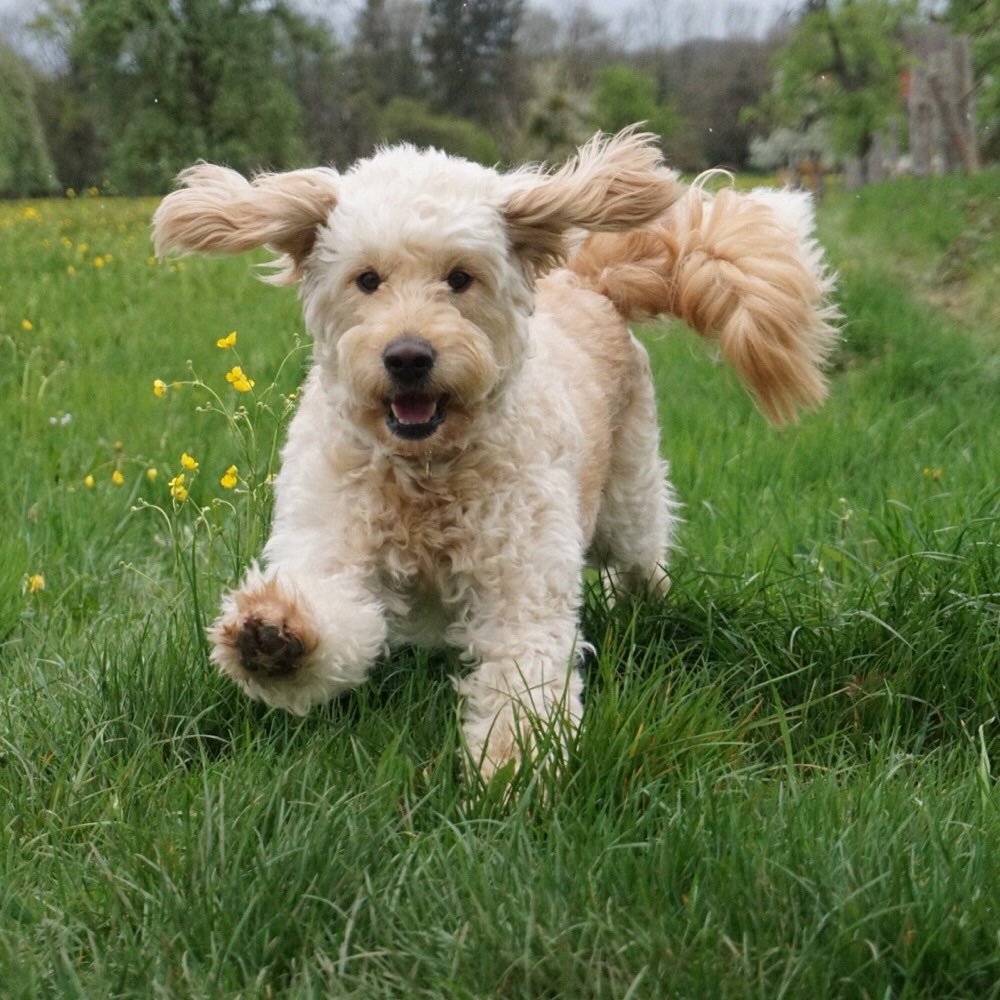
153, 128, 837, 778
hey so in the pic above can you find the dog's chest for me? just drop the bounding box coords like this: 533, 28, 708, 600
363, 463, 487, 600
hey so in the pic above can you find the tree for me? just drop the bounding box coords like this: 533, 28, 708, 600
376, 96, 501, 163
946, 0, 1000, 160
0, 43, 59, 196
655, 38, 776, 170
351, 0, 427, 108
424, 0, 527, 133
68, 0, 313, 192
590, 64, 679, 145
270, 6, 349, 165
755, 0, 908, 184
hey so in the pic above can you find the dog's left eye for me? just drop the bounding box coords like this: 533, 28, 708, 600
356, 271, 382, 294
446, 269, 473, 293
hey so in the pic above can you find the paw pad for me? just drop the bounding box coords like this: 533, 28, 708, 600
235, 616, 305, 677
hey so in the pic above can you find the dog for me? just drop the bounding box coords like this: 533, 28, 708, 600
153, 129, 837, 779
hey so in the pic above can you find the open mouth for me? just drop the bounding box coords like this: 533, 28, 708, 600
385, 392, 447, 441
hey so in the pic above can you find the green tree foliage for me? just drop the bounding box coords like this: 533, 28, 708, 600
656, 38, 775, 170
424, 0, 526, 130
518, 74, 593, 163
590, 64, 678, 145
268, 6, 345, 165
71, 0, 314, 193
377, 96, 501, 163
351, 0, 426, 108
756, 0, 909, 162
0, 43, 59, 196
946, 0, 1000, 158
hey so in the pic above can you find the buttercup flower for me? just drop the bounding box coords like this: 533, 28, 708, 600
27, 574, 45, 594
217, 330, 237, 349
112, 470, 125, 486
169, 473, 188, 502
181, 452, 199, 471
83, 474, 95, 489
226, 366, 255, 392
146, 468, 158, 481
220, 465, 238, 489
21, 319, 33, 331
153, 379, 167, 398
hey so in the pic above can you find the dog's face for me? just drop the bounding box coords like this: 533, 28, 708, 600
152, 129, 683, 455
301, 148, 534, 456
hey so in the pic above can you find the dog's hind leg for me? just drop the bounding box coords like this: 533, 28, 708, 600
589, 346, 678, 599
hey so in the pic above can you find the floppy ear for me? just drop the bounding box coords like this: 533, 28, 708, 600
152, 164, 339, 285
503, 128, 685, 274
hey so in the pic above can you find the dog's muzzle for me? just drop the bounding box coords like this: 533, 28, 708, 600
382, 336, 447, 441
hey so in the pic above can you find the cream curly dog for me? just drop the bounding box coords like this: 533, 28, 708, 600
153, 130, 836, 778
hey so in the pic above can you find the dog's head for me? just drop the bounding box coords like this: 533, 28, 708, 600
153, 129, 682, 455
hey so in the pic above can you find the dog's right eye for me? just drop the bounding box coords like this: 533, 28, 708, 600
356, 271, 382, 294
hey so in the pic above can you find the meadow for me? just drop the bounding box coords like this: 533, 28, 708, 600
1, 173, 998, 998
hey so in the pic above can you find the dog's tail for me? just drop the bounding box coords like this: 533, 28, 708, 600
567, 181, 839, 424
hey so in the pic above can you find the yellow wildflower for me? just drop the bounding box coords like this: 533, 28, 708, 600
22, 319, 33, 331
112, 470, 125, 486
169, 473, 188, 502
93, 256, 105, 269
180, 452, 199, 471
66, 188, 77, 199
153, 379, 168, 398
146, 468, 158, 481
220, 465, 239, 489
83, 474, 95, 489
67, 265, 76, 276
226, 366, 255, 393
923, 467, 943, 481
27, 574, 45, 594
217, 330, 237, 349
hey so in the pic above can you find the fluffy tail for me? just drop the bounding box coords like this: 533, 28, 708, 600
567, 182, 839, 424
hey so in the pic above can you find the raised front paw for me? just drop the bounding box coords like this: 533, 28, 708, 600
206, 565, 387, 716
208, 571, 319, 710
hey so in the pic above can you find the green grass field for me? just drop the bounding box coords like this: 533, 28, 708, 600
1, 174, 998, 998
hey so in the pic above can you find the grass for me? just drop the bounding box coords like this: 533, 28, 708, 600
1, 174, 998, 998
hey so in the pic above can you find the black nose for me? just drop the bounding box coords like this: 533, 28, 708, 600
382, 336, 436, 384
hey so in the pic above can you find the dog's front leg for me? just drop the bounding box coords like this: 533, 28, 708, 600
454, 517, 586, 780
209, 564, 386, 716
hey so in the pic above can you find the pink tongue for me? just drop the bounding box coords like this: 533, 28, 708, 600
391, 394, 437, 424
